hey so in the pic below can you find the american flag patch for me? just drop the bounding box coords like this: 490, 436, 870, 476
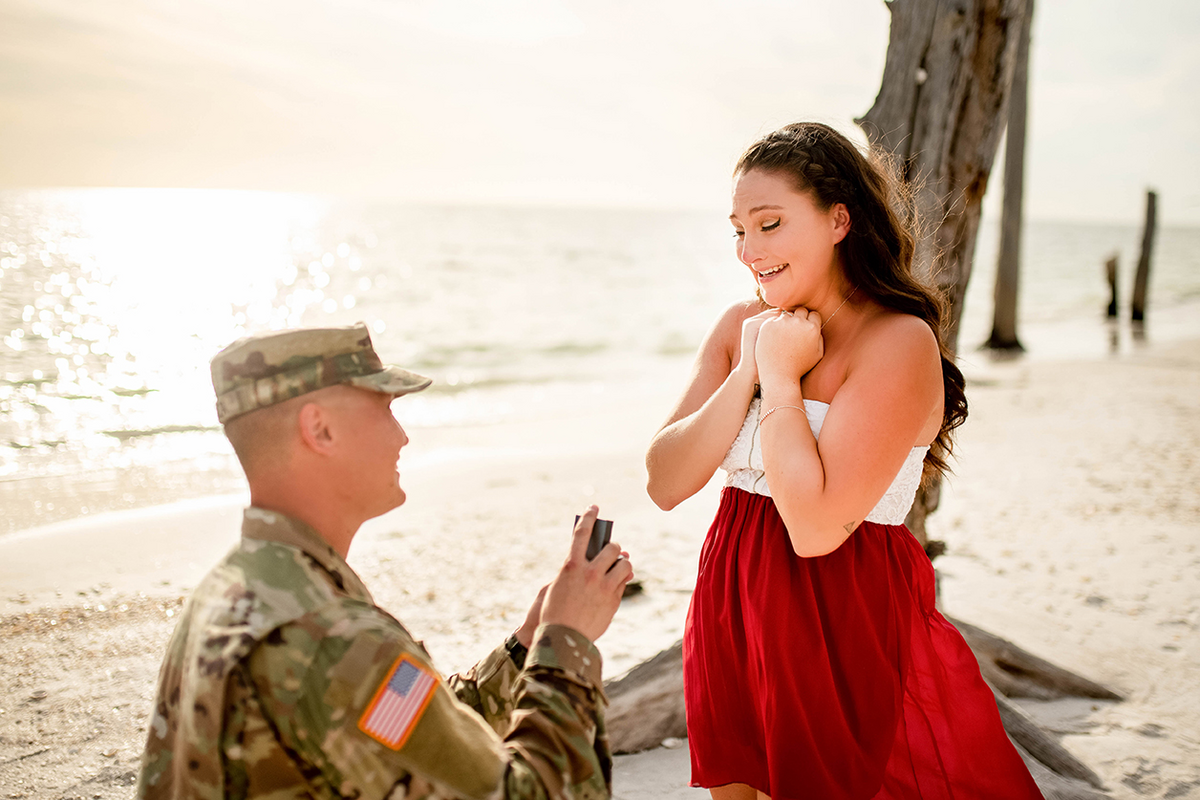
358, 655, 437, 750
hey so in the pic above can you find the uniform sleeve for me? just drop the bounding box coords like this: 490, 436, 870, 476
504, 625, 612, 799
245, 601, 610, 800
447, 637, 524, 735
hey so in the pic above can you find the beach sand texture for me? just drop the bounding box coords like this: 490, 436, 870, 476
1, 337, 1197, 799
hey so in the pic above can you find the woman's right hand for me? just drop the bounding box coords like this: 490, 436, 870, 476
756, 308, 825, 391
733, 309, 782, 386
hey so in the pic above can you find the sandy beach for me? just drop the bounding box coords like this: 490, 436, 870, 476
1, 335, 1198, 799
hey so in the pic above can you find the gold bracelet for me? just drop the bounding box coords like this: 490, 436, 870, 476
760, 404, 806, 424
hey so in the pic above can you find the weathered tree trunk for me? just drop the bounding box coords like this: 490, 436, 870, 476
986, 0, 1034, 352
857, 0, 1025, 347
1131, 189, 1157, 322
858, 0, 1028, 544
904, 475, 940, 552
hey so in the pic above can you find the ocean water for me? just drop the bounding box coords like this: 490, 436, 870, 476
2, 188, 1198, 534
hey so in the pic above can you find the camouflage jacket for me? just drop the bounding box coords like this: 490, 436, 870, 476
136, 508, 612, 800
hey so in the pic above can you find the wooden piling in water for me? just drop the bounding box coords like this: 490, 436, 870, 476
1105, 254, 1118, 318
1131, 190, 1157, 322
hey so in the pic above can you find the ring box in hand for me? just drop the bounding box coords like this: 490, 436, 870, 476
577, 516, 613, 561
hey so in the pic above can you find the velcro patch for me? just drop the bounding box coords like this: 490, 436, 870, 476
358, 655, 437, 750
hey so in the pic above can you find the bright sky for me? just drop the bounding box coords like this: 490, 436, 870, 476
2, 0, 1197, 224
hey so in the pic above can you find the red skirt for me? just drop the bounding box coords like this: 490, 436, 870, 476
683, 487, 1044, 799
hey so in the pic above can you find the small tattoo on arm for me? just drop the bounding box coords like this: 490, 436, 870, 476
843, 522, 858, 534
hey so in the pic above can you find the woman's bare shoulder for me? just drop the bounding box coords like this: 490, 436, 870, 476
708, 297, 767, 346
719, 297, 766, 325
841, 309, 944, 444
854, 309, 941, 372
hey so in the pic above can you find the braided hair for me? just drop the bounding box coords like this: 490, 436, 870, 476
736, 122, 968, 482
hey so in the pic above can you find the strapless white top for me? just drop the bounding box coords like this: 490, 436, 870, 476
720, 397, 929, 526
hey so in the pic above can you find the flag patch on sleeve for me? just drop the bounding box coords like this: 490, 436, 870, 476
358, 655, 437, 750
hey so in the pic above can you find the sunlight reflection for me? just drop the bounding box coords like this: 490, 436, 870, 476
74, 190, 331, 432
0, 189, 336, 484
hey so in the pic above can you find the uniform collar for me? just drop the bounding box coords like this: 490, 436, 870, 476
241, 507, 374, 602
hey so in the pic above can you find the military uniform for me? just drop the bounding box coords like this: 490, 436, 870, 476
137, 508, 611, 800
137, 324, 614, 799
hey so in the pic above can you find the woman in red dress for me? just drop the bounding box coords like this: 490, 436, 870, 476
645, 123, 1043, 799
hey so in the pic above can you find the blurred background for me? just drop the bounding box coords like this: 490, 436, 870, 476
2, 0, 1199, 533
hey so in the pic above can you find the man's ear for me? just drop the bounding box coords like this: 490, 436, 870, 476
297, 401, 335, 455
831, 203, 851, 244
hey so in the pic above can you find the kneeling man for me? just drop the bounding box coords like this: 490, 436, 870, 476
137, 323, 633, 799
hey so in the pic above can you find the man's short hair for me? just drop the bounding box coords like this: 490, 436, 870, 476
222, 392, 305, 477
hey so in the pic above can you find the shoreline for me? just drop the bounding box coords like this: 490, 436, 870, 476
1, 335, 1198, 798
5, 294, 1200, 541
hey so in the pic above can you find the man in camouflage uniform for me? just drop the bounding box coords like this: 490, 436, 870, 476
136, 323, 634, 800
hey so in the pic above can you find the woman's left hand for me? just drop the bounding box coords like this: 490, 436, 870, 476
755, 308, 824, 389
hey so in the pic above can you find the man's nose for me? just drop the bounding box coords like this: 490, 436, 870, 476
391, 414, 409, 448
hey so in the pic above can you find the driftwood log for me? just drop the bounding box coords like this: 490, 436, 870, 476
993, 689, 1103, 790
1016, 742, 1111, 800
604, 639, 686, 755
605, 624, 1121, 797
948, 616, 1122, 702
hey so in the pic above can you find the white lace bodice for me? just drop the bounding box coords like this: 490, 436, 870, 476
720, 397, 929, 525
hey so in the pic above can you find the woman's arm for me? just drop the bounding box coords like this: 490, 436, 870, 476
756, 311, 942, 556
646, 301, 773, 510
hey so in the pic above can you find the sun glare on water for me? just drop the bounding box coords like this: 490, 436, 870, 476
0, 188, 345, 485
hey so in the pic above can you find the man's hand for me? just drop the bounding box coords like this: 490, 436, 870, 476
539, 505, 634, 643
514, 584, 549, 648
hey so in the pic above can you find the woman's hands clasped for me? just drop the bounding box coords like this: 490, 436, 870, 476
755, 308, 825, 391
733, 309, 782, 387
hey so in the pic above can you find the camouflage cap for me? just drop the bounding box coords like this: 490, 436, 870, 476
211, 323, 432, 424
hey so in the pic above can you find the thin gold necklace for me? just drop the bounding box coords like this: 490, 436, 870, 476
821, 288, 856, 330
